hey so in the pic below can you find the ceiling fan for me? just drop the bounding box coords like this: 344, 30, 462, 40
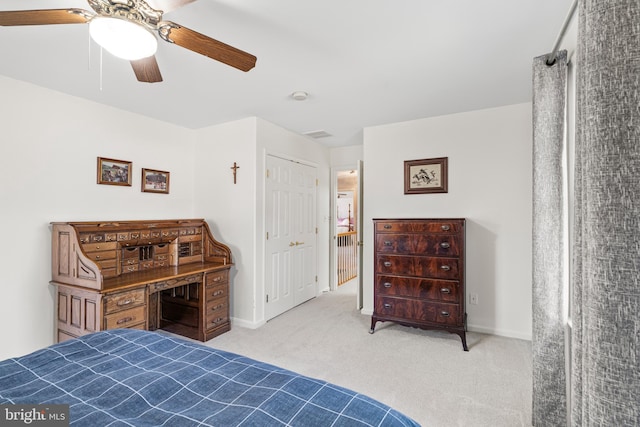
0, 0, 257, 83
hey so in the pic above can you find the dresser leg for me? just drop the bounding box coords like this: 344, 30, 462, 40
458, 331, 469, 351
369, 318, 377, 334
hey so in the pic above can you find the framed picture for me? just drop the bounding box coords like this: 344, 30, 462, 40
142, 168, 170, 194
97, 157, 132, 186
404, 157, 448, 194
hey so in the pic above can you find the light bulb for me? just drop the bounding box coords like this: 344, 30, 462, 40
90, 17, 158, 60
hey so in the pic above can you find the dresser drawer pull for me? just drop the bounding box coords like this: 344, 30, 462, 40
211, 276, 222, 282
440, 242, 450, 249
383, 282, 392, 288
383, 241, 392, 246
117, 316, 133, 325
383, 224, 392, 229
383, 261, 392, 267
212, 290, 224, 297
440, 288, 451, 294
441, 225, 450, 231
95, 255, 101, 259
440, 265, 451, 271
117, 299, 133, 306
440, 311, 450, 317
211, 304, 225, 311
383, 303, 392, 309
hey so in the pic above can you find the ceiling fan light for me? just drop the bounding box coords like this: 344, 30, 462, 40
89, 17, 157, 61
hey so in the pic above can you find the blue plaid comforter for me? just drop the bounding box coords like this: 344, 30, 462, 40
0, 329, 419, 426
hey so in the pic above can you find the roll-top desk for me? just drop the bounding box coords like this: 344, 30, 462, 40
370, 218, 467, 351
51, 219, 232, 343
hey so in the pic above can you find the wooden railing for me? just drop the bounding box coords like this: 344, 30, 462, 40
337, 231, 358, 285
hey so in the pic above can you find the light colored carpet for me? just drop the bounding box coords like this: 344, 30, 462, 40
205, 281, 533, 426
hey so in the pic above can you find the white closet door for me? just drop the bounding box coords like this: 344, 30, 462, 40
265, 155, 317, 321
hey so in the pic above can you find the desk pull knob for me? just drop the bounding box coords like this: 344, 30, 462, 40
440, 288, 451, 294
383, 282, 392, 288
440, 265, 451, 271
440, 311, 450, 317
384, 241, 392, 246
117, 299, 132, 306
440, 242, 450, 249
383, 261, 392, 267
383, 303, 392, 309
441, 225, 450, 231
383, 224, 392, 229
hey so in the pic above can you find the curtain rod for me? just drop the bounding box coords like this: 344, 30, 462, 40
546, 0, 579, 65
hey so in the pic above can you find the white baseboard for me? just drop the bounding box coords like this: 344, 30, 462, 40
230, 317, 265, 330
467, 324, 531, 341
357, 309, 531, 341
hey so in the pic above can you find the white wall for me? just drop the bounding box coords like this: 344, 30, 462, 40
363, 103, 533, 339
194, 118, 331, 328
0, 76, 198, 359
194, 118, 257, 325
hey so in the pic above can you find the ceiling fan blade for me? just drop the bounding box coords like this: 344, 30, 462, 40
162, 23, 256, 72
146, 0, 197, 14
0, 9, 91, 26
131, 56, 163, 83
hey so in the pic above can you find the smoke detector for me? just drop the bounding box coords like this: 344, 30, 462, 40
291, 91, 308, 101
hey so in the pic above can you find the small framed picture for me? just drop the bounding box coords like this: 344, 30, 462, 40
404, 157, 448, 194
142, 168, 170, 194
97, 157, 132, 186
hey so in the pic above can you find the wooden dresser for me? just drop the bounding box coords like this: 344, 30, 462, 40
370, 218, 467, 351
51, 219, 232, 343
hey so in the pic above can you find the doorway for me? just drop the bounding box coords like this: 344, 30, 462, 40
331, 165, 363, 309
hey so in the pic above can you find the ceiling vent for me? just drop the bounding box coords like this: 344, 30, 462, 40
303, 130, 332, 139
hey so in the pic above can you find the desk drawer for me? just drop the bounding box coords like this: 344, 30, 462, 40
104, 289, 145, 314
206, 284, 227, 301
83, 242, 117, 253
105, 305, 146, 329
86, 250, 116, 262
206, 271, 228, 287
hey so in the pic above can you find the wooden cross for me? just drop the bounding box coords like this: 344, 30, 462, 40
230, 162, 240, 184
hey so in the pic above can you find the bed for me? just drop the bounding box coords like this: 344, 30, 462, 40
0, 329, 419, 426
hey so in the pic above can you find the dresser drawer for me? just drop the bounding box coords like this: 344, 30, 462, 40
105, 305, 146, 329
206, 270, 228, 287
375, 220, 463, 234
376, 275, 459, 303
376, 234, 461, 256
376, 255, 460, 279
104, 288, 145, 314
375, 296, 461, 326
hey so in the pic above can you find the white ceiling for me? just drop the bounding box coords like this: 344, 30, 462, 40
0, 0, 573, 147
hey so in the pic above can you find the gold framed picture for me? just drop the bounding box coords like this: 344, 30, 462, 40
97, 157, 132, 186
141, 168, 170, 194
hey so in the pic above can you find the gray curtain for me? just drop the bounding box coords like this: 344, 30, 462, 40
572, 0, 640, 425
532, 50, 568, 427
